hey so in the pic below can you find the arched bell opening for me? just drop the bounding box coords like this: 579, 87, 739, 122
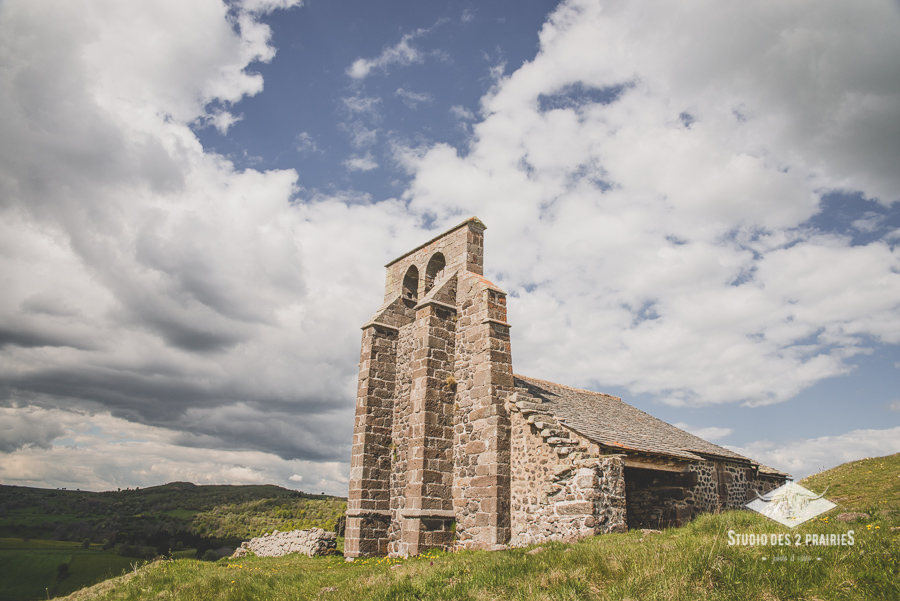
402, 265, 419, 306
424, 252, 446, 294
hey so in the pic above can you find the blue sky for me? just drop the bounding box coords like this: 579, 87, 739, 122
1, 0, 899, 495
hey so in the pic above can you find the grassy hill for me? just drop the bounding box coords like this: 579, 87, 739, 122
800, 453, 900, 514
45, 453, 899, 601
0, 482, 346, 601
0, 481, 346, 550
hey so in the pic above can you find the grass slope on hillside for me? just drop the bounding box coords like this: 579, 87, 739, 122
55, 454, 900, 601
801, 453, 900, 515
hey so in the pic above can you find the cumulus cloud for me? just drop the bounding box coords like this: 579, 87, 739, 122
450, 105, 475, 121
0, 408, 65, 452
0, 407, 348, 494
0, 0, 426, 481
401, 0, 900, 407
730, 427, 900, 480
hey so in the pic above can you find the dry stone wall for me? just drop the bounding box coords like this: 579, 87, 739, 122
232, 528, 336, 558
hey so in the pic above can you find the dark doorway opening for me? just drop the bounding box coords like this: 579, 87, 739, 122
624, 467, 698, 529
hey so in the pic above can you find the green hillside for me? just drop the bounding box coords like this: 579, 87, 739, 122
800, 453, 900, 514
50, 454, 900, 601
0, 482, 346, 601
0, 482, 346, 551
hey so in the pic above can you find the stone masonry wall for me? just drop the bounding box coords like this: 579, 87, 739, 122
509, 399, 625, 546
383, 219, 484, 301
451, 274, 514, 550
387, 319, 415, 554
348, 218, 517, 558
395, 299, 457, 557
681, 460, 784, 518
344, 322, 398, 557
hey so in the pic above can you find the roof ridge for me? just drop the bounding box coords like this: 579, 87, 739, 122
514, 374, 621, 400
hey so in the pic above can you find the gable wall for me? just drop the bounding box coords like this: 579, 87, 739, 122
509, 410, 626, 546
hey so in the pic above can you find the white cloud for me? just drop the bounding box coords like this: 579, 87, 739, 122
240, 0, 303, 13
344, 152, 378, 172
342, 122, 378, 149
295, 132, 319, 154
342, 95, 382, 115
0, 0, 428, 478
889, 400, 900, 412
730, 427, 900, 480
395, 88, 433, 109
400, 0, 900, 407
673, 423, 733, 442
450, 105, 475, 121
852, 212, 887, 233
195, 110, 244, 134
0, 408, 65, 452
0, 407, 348, 495
346, 23, 446, 79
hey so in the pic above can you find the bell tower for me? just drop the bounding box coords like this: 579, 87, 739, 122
345, 217, 515, 557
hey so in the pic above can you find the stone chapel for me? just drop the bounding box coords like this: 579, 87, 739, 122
345, 217, 788, 558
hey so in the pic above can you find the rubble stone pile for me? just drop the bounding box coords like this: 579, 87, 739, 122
232, 528, 337, 558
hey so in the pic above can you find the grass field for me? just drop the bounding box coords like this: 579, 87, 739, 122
47, 453, 899, 601
50, 510, 899, 601
0, 539, 137, 601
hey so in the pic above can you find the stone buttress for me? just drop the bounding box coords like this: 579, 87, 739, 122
345, 218, 514, 558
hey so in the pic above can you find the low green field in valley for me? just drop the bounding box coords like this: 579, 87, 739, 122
47, 453, 899, 601
0, 482, 346, 601
0, 539, 136, 601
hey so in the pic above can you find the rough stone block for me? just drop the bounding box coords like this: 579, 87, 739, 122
555, 501, 593, 516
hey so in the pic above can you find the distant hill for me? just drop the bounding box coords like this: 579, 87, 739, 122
0, 482, 347, 556
1, 482, 347, 601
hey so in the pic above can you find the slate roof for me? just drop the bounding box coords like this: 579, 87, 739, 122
515, 375, 766, 467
